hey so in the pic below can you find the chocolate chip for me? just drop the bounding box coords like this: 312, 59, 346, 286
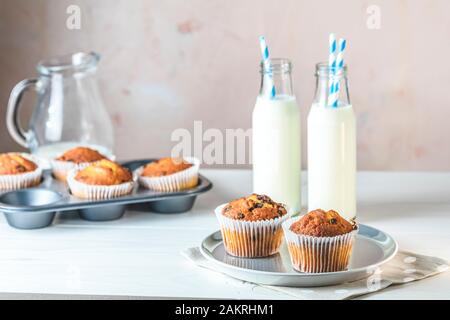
237, 213, 245, 219
329, 218, 337, 224
254, 203, 263, 209
256, 194, 270, 202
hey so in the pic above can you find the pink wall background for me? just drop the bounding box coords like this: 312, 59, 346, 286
0, 0, 449, 170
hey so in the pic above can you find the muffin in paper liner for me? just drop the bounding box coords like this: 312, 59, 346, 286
215, 203, 289, 258
136, 157, 199, 192
282, 218, 357, 273
0, 153, 43, 191
50, 152, 115, 182
51, 160, 91, 181
66, 168, 135, 200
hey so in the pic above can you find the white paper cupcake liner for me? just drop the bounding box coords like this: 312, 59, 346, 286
0, 153, 43, 191
67, 168, 135, 200
50, 160, 93, 181
215, 203, 290, 258
136, 157, 199, 192
50, 151, 115, 182
282, 218, 358, 273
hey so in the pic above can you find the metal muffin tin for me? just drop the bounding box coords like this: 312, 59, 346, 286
0, 159, 212, 229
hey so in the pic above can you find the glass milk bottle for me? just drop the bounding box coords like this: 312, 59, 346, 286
307, 63, 356, 221
252, 58, 301, 214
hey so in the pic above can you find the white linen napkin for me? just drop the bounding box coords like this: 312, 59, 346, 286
182, 247, 448, 300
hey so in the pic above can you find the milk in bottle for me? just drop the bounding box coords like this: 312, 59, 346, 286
307, 63, 356, 221
252, 59, 301, 214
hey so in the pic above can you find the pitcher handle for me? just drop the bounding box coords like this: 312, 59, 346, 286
6, 78, 39, 148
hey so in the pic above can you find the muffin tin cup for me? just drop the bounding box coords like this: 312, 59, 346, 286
133, 196, 197, 214
136, 157, 200, 192
0, 188, 62, 229
214, 203, 290, 258
4, 211, 56, 229
0, 153, 43, 191
282, 218, 358, 273
0, 159, 212, 229
66, 168, 135, 200
77, 204, 126, 221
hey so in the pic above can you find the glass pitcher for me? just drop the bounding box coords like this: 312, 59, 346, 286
6, 52, 115, 161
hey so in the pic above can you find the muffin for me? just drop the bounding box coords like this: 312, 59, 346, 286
0, 153, 42, 191
51, 146, 108, 181
215, 194, 289, 258
136, 157, 199, 192
67, 159, 134, 199
283, 209, 357, 273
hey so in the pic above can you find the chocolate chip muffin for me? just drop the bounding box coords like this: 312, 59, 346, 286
137, 157, 199, 192
283, 209, 357, 273
52, 146, 108, 181
56, 147, 106, 164
0, 153, 42, 191
290, 209, 354, 237
215, 194, 289, 258
141, 157, 193, 177
0, 153, 38, 175
67, 159, 134, 200
74, 159, 132, 186
221, 194, 287, 221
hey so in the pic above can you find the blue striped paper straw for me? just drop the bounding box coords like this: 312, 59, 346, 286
259, 36, 276, 99
336, 38, 347, 70
332, 38, 347, 107
328, 33, 337, 70
328, 33, 337, 107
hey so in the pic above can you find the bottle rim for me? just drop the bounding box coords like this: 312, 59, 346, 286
260, 58, 292, 74
315, 62, 347, 77
36, 52, 100, 76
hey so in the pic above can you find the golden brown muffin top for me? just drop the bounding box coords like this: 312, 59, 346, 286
0, 153, 38, 175
221, 194, 287, 221
56, 147, 107, 164
74, 159, 132, 186
290, 209, 355, 237
142, 157, 193, 177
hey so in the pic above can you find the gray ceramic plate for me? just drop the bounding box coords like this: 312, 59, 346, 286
200, 224, 398, 287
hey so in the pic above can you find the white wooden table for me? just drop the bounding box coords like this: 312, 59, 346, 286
0, 170, 449, 299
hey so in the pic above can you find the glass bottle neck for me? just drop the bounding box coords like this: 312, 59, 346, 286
259, 58, 294, 99
313, 62, 350, 107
